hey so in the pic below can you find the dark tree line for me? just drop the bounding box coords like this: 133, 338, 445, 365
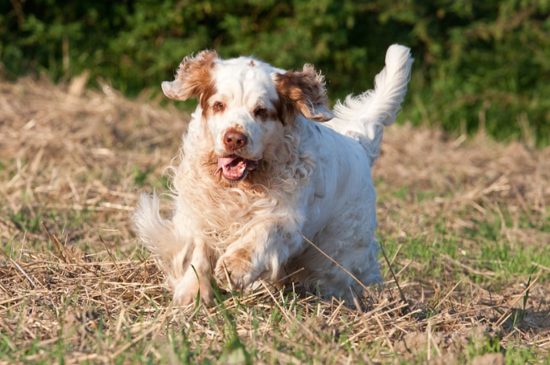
2, 0, 549, 145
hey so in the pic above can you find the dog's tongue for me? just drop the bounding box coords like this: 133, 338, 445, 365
217, 156, 249, 181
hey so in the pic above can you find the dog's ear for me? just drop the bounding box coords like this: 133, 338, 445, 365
161, 50, 217, 101
274, 64, 333, 122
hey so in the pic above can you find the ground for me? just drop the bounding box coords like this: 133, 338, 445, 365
0, 77, 549, 364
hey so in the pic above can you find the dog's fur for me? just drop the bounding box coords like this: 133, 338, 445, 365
134, 45, 413, 305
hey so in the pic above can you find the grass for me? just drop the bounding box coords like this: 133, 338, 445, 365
0, 77, 549, 364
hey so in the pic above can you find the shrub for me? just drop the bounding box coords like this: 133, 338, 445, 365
1, 0, 548, 145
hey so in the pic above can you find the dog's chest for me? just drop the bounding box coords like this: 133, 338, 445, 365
189, 184, 284, 246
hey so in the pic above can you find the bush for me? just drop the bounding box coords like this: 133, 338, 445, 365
2, 0, 549, 145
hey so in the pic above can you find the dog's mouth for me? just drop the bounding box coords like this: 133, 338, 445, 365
216, 155, 259, 181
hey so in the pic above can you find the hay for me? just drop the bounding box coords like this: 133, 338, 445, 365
0, 77, 548, 363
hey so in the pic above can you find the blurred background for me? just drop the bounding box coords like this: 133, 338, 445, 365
2, 0, 549, 146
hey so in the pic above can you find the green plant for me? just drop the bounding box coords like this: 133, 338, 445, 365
1, 1, 549, 145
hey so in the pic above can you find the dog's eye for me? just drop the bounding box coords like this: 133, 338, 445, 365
213, 101, 225, 113
253, 106, 268, 119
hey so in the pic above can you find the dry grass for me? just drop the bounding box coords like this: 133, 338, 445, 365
0, 77, 549, 364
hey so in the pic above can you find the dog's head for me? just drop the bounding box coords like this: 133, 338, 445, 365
162, 50, 332, 182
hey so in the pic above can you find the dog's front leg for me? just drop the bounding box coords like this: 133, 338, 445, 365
134, 194, 214, 305
214, 224, 303, 289
170, 238, 215, 306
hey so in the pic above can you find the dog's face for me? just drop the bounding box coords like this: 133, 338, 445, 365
162, 50, 332, 182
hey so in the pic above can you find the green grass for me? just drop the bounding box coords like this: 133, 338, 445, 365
3, 195, 548, 363
1, 79, 549, 364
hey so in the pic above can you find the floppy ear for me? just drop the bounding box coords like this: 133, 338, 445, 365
161, 50, 218, 101
274, 64, 333, 122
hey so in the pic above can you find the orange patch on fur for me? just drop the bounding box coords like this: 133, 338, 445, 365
230, 248, 252, 267
217, 247, 253, 288
274, 64, 332, 123
171, 50, 218, 116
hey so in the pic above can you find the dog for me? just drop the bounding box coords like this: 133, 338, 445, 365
134, 45, 413, 305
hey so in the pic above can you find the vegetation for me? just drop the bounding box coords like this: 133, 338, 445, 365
0, 78, 548, 363
1, 0, 549, 145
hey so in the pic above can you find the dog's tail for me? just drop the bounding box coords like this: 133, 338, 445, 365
332, 44, 413, 164
134, 193, 189, 269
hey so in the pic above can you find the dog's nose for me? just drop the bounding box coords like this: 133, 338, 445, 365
223, 129, 248, 150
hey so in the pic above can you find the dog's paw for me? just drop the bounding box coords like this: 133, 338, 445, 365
172, 273, 213, 306
214, 248, 256, 290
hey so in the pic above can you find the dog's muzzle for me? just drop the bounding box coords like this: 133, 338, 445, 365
217, 155, 259, 181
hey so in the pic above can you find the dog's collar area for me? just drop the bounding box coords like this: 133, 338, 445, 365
216, 154, 259, 181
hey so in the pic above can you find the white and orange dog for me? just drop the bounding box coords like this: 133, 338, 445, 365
135, 45, 413, 305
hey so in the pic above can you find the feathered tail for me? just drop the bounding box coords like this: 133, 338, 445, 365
134, 193, 188, 264
331, 44, 413, 164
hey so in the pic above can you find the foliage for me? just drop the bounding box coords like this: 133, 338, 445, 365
1, 0, 549, 145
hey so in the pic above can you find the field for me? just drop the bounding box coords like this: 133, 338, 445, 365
1, 77, 549, 364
